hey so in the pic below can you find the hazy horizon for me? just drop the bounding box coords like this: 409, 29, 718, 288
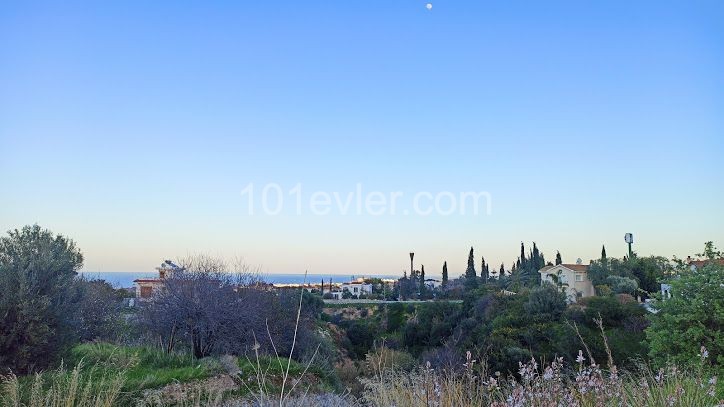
2, 1, 722, 275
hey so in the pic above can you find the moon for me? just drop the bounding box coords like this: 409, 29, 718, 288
426, 3, 432, 10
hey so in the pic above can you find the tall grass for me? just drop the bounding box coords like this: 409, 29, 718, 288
361, 321, 721, 407
70, 342, 211, 392
240, 271, 326, 406
0, 362, 124, 407
361, 349, 720, 406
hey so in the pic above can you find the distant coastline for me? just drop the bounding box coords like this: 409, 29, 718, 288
78, 271, 405, 288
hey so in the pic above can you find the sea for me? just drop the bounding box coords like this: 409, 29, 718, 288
78, 271, 401, 288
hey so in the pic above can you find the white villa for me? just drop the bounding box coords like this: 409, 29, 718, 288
340, 280, 373, 297
424, 278, 442, 289
539, 261, 595, 302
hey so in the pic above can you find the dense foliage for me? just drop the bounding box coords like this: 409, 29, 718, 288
0, 225, 84, 374
647, 258, 723, 367
1, 225, 722, 404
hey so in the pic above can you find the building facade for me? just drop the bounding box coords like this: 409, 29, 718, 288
133, 260, 184, 300
538, 263, 595, 302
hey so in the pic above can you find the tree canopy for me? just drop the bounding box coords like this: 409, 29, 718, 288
0, 225, 84, 373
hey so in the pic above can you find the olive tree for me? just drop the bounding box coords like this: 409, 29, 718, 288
0, 225, 83, 373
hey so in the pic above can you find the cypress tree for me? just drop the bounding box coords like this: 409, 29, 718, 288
442, 261, 448, 287
555, 251, 562, 265
499, 263, 505, 277
419, 265, 426, 295
465, 247, 478, 289
481, 256, 488, 283
601, 245, 607, 261
466, 247, 476, 278
321, 279, 324, 295
520, 242, 526, 269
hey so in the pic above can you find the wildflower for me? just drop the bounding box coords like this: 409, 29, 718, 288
699, 346, 709, 361
655, 369, 664, 384
576, 350, 585, 364
707, 377, 717, 397
609, 365, 619, 381
543, 367, 553, 380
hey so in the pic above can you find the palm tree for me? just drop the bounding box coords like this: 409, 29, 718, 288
549, 270, 569, 291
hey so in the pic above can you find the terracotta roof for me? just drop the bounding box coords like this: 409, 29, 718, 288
688, 258, 724, 269
562, 264, 589, 271
539, 264, 589, 272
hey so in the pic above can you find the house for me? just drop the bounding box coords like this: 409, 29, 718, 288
340, 281, 373, 297
133, 260, 184, 300
328, 291, 344, 300
657, 257, 724, 302
539, 261, 595, 302
424, 278, 442, 289
686, 256, 724, 271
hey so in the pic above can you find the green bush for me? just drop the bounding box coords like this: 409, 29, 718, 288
524, 283, 566, 320
606, 275, 638, 295
647, 255, 724, 368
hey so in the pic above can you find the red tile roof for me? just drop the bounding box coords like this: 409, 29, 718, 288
688, 259, 724, 269
561, 264, 589, 271
540, 264, 589, 272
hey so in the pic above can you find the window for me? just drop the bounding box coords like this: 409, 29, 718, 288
575, 274, 583, 282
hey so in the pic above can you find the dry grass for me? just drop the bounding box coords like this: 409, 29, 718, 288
361, 322, 721, 407
0, 361, 124, 407
239, 271, 333, 407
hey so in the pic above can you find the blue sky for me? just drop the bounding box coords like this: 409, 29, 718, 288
1, 1, 722, 276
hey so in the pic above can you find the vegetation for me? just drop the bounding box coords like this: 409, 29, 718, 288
0, 361, 124, 407
1, 225, 722, 405
0, 225, 84, 374
362, 345, 720, 407
647, 252, 724, 368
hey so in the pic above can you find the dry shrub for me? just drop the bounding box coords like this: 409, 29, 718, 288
361, 327, 721, 407
364, 345, 416, 375
362, 352, 720, 407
